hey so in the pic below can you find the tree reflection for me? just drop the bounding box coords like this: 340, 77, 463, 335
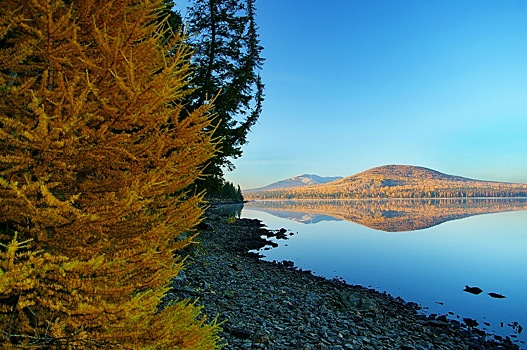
245, 198, 527, 232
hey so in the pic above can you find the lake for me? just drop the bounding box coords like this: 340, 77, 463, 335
238, 198, 527, 347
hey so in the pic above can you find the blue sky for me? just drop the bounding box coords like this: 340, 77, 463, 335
178, 1, 527, 189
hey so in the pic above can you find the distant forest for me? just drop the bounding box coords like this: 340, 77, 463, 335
245, 166, 527, 200
246, 183, 527, 200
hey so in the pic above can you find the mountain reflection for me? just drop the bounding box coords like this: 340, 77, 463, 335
244, 198, 527, 232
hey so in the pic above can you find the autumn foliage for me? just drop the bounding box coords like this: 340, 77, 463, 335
245, 165, 527, 200
0, 0, 218, 348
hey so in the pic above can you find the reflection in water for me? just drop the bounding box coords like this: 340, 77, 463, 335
247, 209, 340, 225
242, 198, 527, 349
207, 203, 244, 218
245, 198, 527, 232
242, 199, 527, 346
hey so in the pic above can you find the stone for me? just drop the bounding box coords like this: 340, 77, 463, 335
426, 320, 449, 328
463, 318, 479, 328
228, 327, 253, 339
463, 285, 483, 295
436, 314, 448, 322
275, 228, 288, 239
488, 292, 506, 299
197, 221, 212, 231
466, 341, 485, 350
230, 263, 243, 271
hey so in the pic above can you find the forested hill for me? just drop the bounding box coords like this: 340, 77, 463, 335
244, 165, 527, 199
346, 165, 473, 183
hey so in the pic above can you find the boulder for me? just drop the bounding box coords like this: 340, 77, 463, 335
463, 317, 479, 328
488, 292, 506, 299
463, 285, 483, 295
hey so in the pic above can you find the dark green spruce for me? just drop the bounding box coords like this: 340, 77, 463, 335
211, 181, 244, 202
161, 0, 264, 197
186, 0, 264, 195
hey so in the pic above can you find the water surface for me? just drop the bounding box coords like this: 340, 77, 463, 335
241, 199, 527, 346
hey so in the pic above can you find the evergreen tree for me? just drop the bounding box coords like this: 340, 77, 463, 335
185, 0, 265, 192
236, 184, 244, 201
0, 0, 218, 347
204, 180, 243, 201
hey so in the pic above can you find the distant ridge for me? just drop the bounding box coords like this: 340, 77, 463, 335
244, 174, 342, 193
245, 165, 527, 199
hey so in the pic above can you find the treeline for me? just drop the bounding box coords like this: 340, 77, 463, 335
245, 180, 527, 200
209, 181, 244, 202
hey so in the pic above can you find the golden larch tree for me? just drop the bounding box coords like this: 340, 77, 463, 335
0, 0, 219, 348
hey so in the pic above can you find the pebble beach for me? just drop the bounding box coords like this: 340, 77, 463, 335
165, 207, 521, 350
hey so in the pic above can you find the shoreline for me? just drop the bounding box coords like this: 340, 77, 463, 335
165, 207, 521, 349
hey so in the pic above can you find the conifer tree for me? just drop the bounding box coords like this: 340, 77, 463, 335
0, 0, 218, 348
185, 0, 265, 193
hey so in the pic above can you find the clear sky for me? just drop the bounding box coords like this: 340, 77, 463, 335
179, 1, 527, 190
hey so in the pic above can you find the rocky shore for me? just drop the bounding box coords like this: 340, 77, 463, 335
165, 207, 522, 350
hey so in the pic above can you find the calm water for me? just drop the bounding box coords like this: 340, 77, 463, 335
240, 199, 527, 346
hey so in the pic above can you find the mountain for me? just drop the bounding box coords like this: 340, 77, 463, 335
244, 165, 527, 199
244, 174, 342, 193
